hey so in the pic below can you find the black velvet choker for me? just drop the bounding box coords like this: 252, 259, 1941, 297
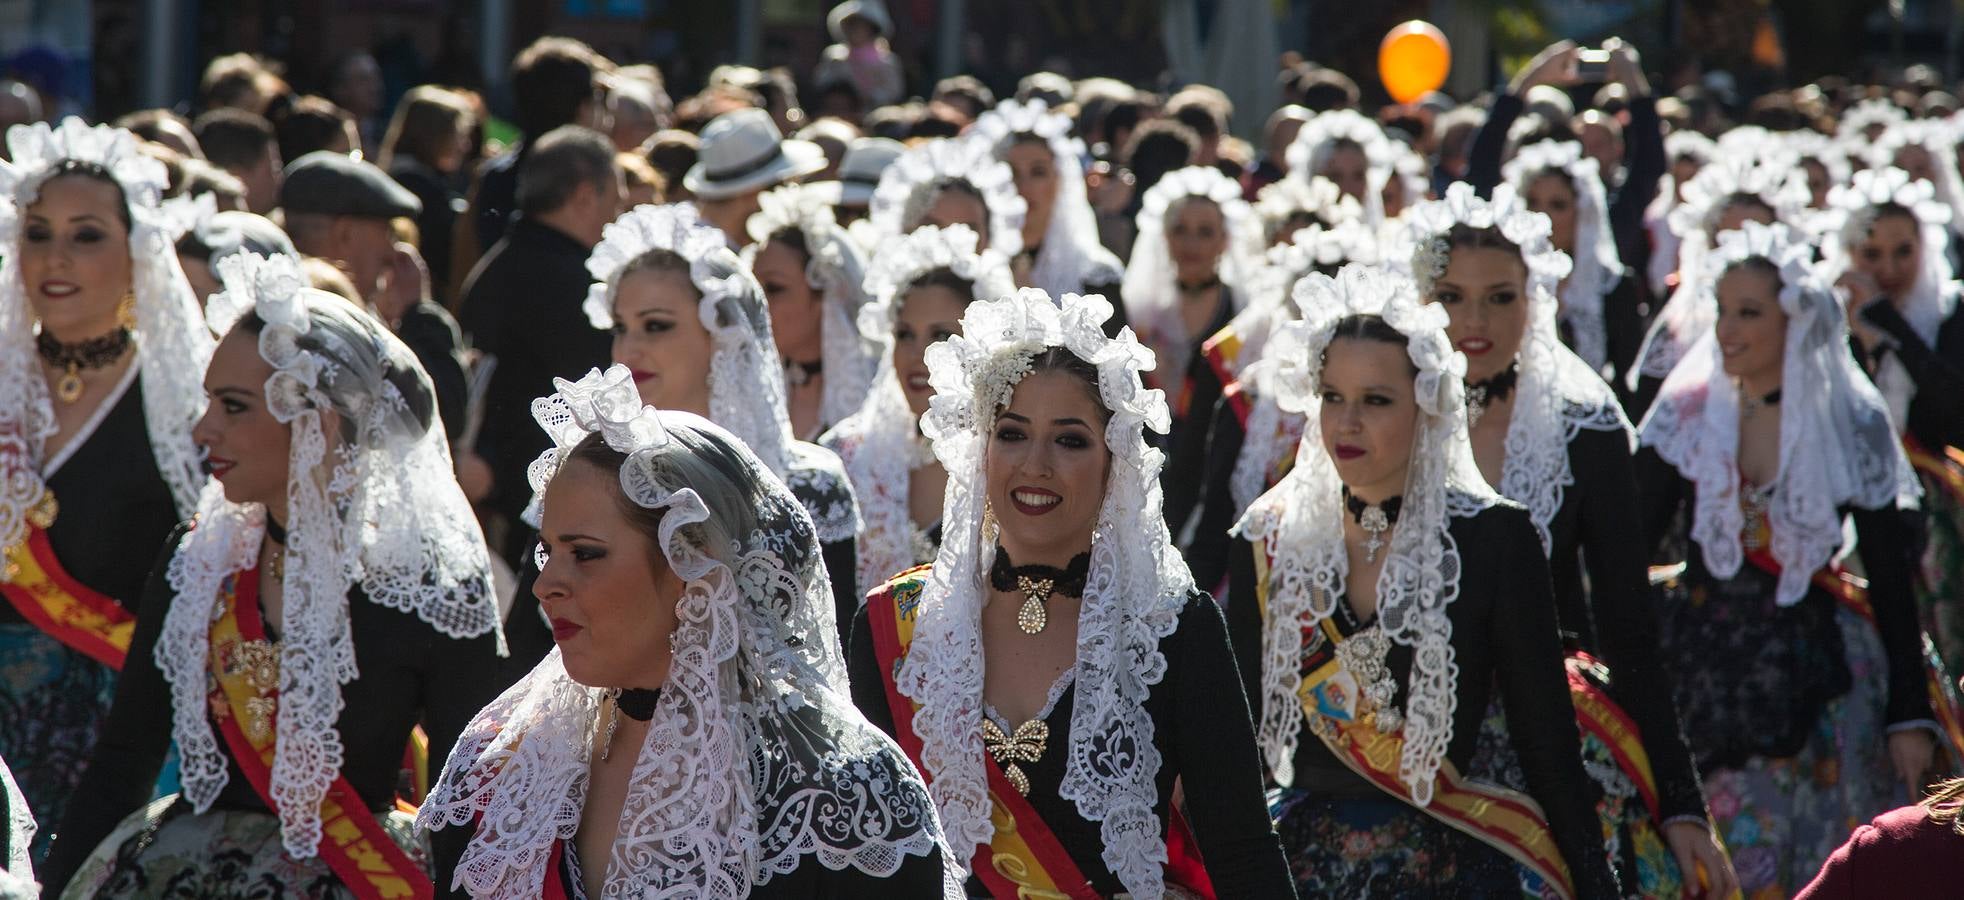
990, 546, 1091, 635
784, 358, 822, 387
37, 327, 132, 403
1341, 487, 1403, 564
1741, 386, 1782, 419
1176, 275, 1223, 294
614, 687, 661, 721
1464, 362, 1520, 427
264, 517, 287, 545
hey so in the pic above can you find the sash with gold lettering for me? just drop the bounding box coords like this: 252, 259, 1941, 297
0, 489, 134, 669
207, 568, 434, 900
1252, 552, 1578, 900
866, 567, 1217, 899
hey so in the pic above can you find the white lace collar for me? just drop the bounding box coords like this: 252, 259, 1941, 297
0, 118, 214, 556
1233, 266, 1499, 805
161, 253, 500, 859
902, 290, 1191, 896
421, 367, 955, 899
1638, 222, 1920, 606
1499, 140, 1624, 373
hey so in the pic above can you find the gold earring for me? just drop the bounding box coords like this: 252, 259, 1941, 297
981, 500, 999, 545
116, 291, 137, 331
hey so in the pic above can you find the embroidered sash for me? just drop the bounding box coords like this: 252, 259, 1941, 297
207, 569, 434, 900
866, 567, 1215, 900
1, 493, 134, 668
1904, 437, 1964, 508
1252, 551, 1578, 900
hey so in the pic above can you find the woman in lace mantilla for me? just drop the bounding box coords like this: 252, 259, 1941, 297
579, 202, 864, 641
421, 365, 957, 899
1402, 183, 1735, 896
1225, 266, 1621, 898
43, 252, 506, 898
743, 182, 879, 441
1635, 222, 1941, 897
847, 289, 1295, 898
0, 119, 214, 862
818, 224, 1016, 597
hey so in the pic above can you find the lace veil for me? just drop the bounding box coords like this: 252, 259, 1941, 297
1498, 140, 1623, 374
1254, 175, 1365, 244
1817, 166, 1961, 429
159, 251, 501, 858
1637, 222, 1920, 607
901, 289, 1192, 895
421, 366, 956, 898
868, 137, 1027, 257
969, 99, 1124, 294
825, 224, 1015, 592
1283, 109, 1394, 225
0, 119, 213, 552
1232, 265, 1499, 804
1121, 165, 1261, 359
743, 183, 879, 430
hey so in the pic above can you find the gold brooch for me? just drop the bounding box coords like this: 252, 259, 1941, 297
26, 489, 57, 530
981, 717, 1049, 796
1014, 575, 1055, 635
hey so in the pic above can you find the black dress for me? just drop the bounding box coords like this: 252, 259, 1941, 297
1224, 502, 1623, 899
1859, 300, 1964, 453
0, 374, 180, 863
41, 525, 509, 899
847, 590, 1297, 898
554, 828, 949, 899
1159, 289, 1239, 527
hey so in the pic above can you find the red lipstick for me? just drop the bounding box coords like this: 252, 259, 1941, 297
1333, 444, 1366, 461
550, 618, 584, 641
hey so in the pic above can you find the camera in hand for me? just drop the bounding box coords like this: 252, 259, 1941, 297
1575, 48, 1612, 82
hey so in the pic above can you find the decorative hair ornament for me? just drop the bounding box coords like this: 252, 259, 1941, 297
904, 289, 1190, 895
1837, 97, 1909, 142
1255, 175, 1365, 239
1237, 264, 1500, 805
857, 224, 1017, 343
868, 136, 1027, 256
1122, 165, 1262, 351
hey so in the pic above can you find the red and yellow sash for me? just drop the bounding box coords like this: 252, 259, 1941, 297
1, 491, 134, 668
1253, 552, 1578, 900
866, 567, 1216, 899
207, 569, 433, 900
1904, 437, 1964, 508
1563, 652, 1661, 820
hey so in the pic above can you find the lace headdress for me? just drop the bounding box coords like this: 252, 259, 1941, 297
1254, 175, 1365, 243
743, 183, 879, 430
422, 366, 956, 898
900, 289, 1191, 895
584, 203, 797, 479
1401, 183, 1627, 552
827, 225, 1016, 591
1498, 140, 1624, 374
0, 119, 214, 551
1818, 166, 1960, 429
868, 137, 1027, 257
1284, 109, 1394, 224
1638, 222, 1920, 607
1837, 97, 1909, 142
1121, 165, 1261, 353
1867, 119, 1964, 235
969, 99, 1124, 295
1232, 265, 1499, 804
159, 251, 500, 859
1634, 153, 1813, 383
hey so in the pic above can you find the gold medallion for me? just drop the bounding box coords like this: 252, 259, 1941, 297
55, 364, 83, 404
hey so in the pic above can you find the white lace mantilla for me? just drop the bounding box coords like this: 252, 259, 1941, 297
744, 183, 879, 431
1500, 140, 1623, 375
1284, 109, 1395, 224
0, 119, 214, 557
1121, 165, 1261, 373
1232, 266, 1499, 805
970, 99, 1125, 297
868, 137, 1027, 257
904, 290, 1192, 896
421, 367, 955, 899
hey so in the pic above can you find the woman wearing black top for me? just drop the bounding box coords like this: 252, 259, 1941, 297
0, 119, 214, 862
849, 290, 1295, 898
422, 366, 954, 899
1636, 222, 1941, 896
1226, 266, 1620, 898
42, 253, 507, 898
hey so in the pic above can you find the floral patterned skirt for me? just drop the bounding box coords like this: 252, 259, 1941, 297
59, 795, 429, 900
1916, 460, 1964, 675
0, 622, 116, 865
1271, 788, 1540, 898
1700, 606, 1901, 900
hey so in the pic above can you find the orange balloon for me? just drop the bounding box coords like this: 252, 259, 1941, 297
1378, 21, 1452, 104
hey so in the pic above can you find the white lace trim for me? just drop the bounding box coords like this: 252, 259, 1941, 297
1499, 140, 1623, 374
969, 98, 1123, 297
1, 757, 32, 879
904, 290, 1191, 895
1283, 110, 1394, 225
422, 367, 954, 899
0, 118, 214, 556
1122, 166, 1261, 382
1637, 223, 1921, 606
744, 183, 880, 431
1232, 266, 1499, 804
868, 137, 1027, 257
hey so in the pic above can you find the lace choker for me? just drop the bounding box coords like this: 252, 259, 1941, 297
1464, 362, 1519, 427
989, 546, 1091, 635
1341, 487, 1403, 564
784, 358, 822, 387
36, 327, 133, 404
599, 686, 662, 761
1176, 275, 1222, 295
1740, 385, 1782, 420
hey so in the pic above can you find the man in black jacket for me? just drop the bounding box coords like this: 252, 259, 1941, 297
466, 37, 611, 256
459, 125, 624, 563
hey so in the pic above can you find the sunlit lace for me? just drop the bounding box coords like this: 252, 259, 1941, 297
1284, 109, 1395, 225
868, 137, 1027, 257
970, 99, 1125, 296
1121, 165, 1262, 379
1498, 140, 1623, 374
744, 183, 879, 431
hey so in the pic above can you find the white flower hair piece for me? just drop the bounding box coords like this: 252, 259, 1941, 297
583, 203, 733, 329
1838, 97, 1909, 142
1256, 175, 1365, 240
1824, 166, 1954, 239
159, 190, 219, 242
968, 97, 1084, 177
1400, 182, 1571, 299
868, 137, 1027, 256
744, 183, 862, 292
522, 365, 677, 526
1701, 219, 1820, 310
1, 118, 169, 215
857, 224, 1017, 343
1665, 130, 1717, 167
1274, 266, 1464, 418
1285, 109, 1393, 188
1499, 140, 1623, 372
1289, 218, 1384, 269
1666, 153, 1812, 240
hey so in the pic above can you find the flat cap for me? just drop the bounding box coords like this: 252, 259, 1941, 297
279, 150, 422, 218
